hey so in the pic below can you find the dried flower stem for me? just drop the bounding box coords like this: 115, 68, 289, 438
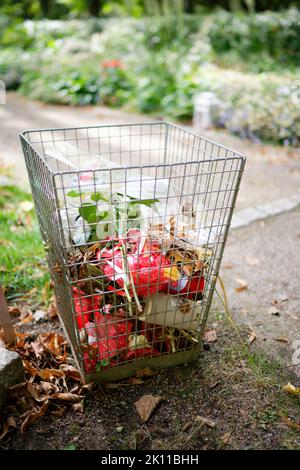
217, 275, 244, 346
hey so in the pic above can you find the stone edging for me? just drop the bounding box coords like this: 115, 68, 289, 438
231, 193, 300, 229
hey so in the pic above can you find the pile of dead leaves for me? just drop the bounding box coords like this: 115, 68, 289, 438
0, 331, 92, 442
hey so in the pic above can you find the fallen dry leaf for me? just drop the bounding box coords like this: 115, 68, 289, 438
8, 306, 22, 316
69, 385, 81, 395
37, 368, 65, 380
31, 340, 45, 360
40, 332, 66, 358
27, 383, 48, 403
40, 381, 59, 395
19, 408, 33, 420
244, 256, 260, 266
221, 431, 232, 445
135, 367, 157, 378
182, 421, 193, 432
274, 336, 289, 343
23, 360, 39, 377
134, 395, 163, 422
59, 364, 81, 382
21, 401, 49, 434
203, 329, 217, 343
47, 301, 58, 319
49, 406, 67, 417
279, 411, 300, 431
18, 308, 33, 324
72, 401, 84, 413
81, 382, 94, 392
128, 377, 144, 385
223, 263, 233, 269
248, 330, 257, 344
49, 393, 83, 402
0, 416, 17, 441
283, 382, 300, 396
235, 278, 248, 293
15, 331, 29, 339
195, 415, 216, 428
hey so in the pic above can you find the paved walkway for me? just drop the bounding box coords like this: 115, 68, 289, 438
1, 92, 300, 373
1, 93, 300, 215
220, 207, 300, 376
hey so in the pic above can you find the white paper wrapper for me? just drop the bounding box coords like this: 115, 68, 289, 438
140, 294, 201, 331
48, 143, 216, 248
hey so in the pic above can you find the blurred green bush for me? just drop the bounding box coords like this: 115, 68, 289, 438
208, 8, 300, 67
0, 9, 299, 145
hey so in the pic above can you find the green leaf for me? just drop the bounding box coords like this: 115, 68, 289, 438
89, 230, 98, 242
101, 358, 110, 367
120, 193, 138, 201
129, 198, 160, 208
67, 190, 81, 198
94, 359, 111, 373
98, 210, 109, 221
127, 205, 140, 218
91, 192, 109, 203
79, 203, 96, 222
88, 212, 97, 224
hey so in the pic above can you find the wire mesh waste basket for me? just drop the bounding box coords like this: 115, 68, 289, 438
20, 122, 245, 382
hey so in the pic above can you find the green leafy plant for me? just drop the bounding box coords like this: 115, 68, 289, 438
67, 190, 159, 242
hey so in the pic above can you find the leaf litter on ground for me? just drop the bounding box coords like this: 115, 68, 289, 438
248, 329, 257, 344
235, 278, 248, 293
283, 383, 300, 396
203, 329, 217, 343
1, 317, 162, 440
134, 394, 163, 422
0, 329, 91, 440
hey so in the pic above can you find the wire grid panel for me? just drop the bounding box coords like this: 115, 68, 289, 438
20, 122, 245, 379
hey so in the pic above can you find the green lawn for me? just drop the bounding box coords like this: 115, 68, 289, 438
0, 181, 49, 304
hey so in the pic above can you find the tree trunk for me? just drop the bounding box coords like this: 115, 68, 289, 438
184, 0, 199, 13
87, 0, 101, 17
39, 0, 51, 17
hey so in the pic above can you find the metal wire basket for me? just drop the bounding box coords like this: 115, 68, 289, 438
20, 122, 245, 383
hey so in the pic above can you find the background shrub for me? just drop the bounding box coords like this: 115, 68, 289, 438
1, 8, 299, 145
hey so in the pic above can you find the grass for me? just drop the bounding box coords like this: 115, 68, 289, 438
0, 179, 49, 305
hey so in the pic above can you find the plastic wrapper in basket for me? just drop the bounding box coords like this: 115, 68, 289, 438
20, 123, 245, 382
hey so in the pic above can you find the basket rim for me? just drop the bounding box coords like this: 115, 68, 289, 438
19, 120, 246, 162
19, 121, 246, 178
